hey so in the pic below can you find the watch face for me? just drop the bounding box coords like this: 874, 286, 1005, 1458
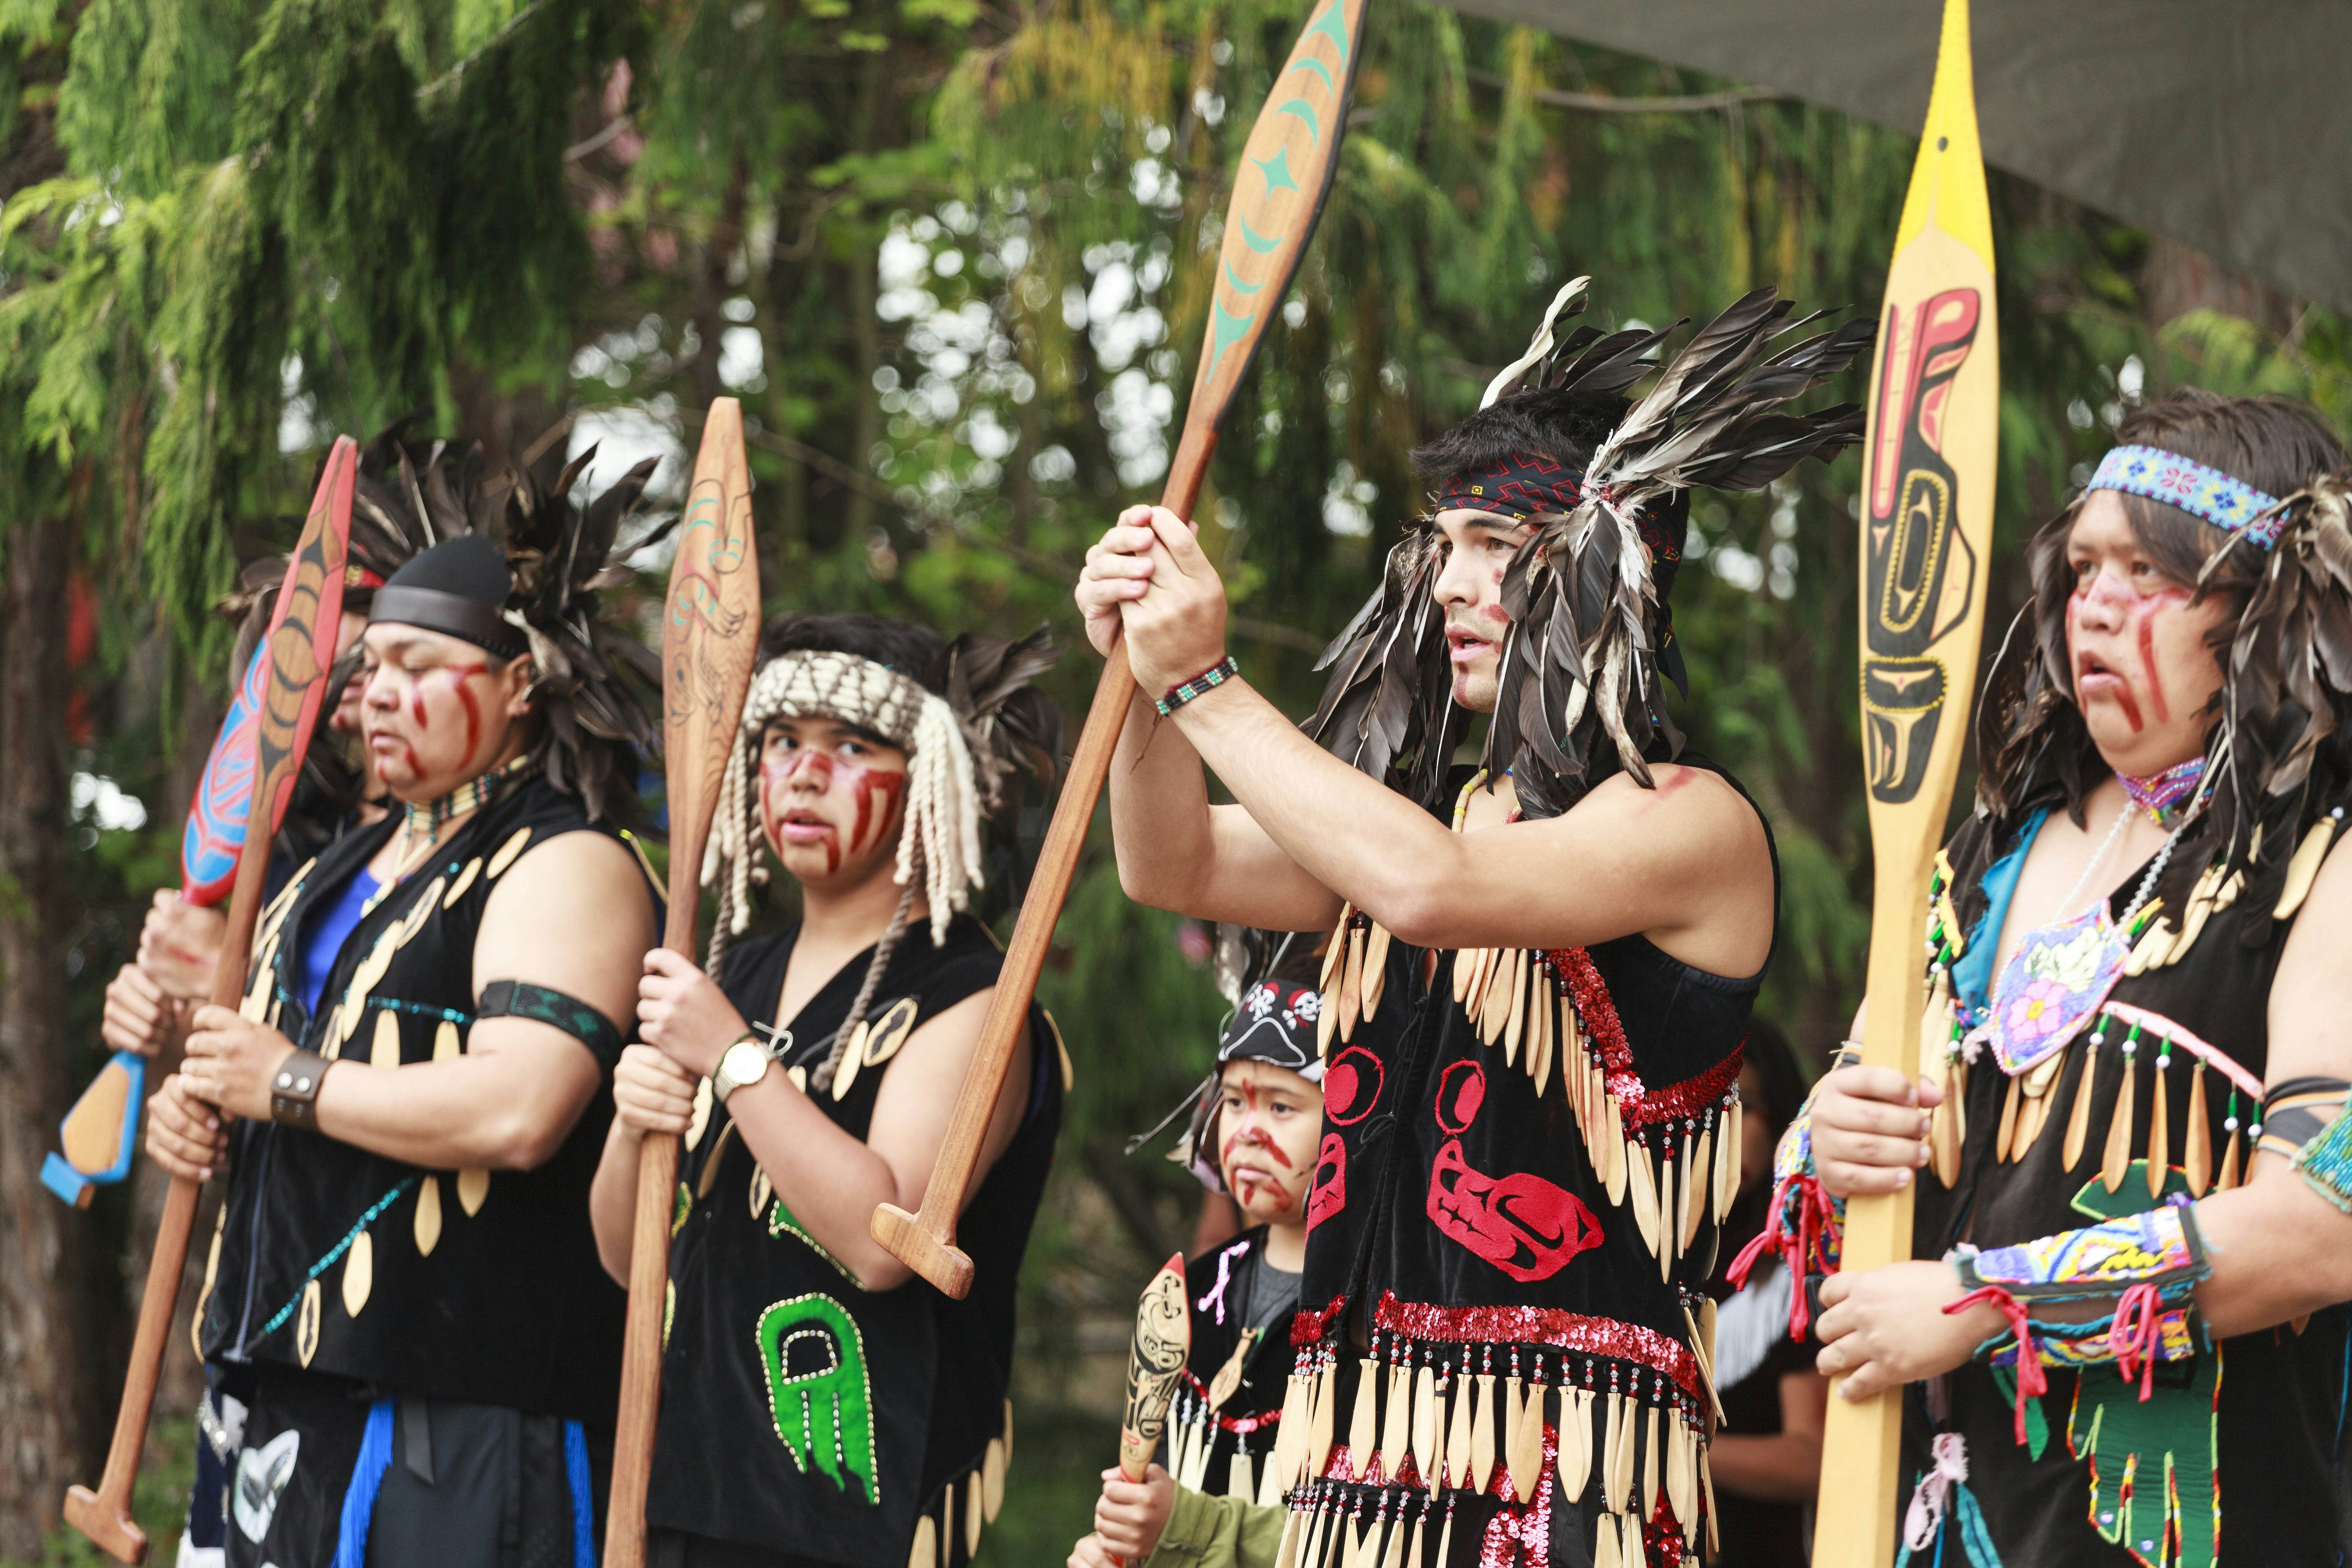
720, 1041, 769, 1089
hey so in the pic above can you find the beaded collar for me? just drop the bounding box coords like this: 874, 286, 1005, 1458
2118, 757, 2205, 824
402, 754, 535, 839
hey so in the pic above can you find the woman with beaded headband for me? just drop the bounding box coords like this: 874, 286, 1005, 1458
588, 612, 1064, 1568
1077, 280, 1872, 1568
1779, 391, 2352, 1565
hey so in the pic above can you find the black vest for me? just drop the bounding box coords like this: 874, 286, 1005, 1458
1161, 1226, 1303, 1505
1290, 762, 1771, 1565
197, 774, 637, 1426
1913, 808, 2352, 1567
647, 916, 1062, 1567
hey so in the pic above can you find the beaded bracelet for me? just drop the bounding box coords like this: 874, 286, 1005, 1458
1155, 655, 1240, 717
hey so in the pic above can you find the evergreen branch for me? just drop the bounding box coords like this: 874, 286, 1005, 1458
564, 113, 633, 162
413, 0, 556, 105
1465, 69, 1787, 114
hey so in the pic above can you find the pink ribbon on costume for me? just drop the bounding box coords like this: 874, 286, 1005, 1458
2107, 1281, 2166, 1401
1197, 1240, 1246, 1326
1946, 1286, 2046, 1444
1902, 1432, 1971, 1552
1727, 1173, 1843, 1339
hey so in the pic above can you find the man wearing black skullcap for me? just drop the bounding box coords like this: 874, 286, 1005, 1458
145, 449, 665, 1568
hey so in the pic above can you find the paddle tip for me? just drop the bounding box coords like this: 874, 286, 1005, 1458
871, 1203, 975, 1299
63, 1484, 149, 1565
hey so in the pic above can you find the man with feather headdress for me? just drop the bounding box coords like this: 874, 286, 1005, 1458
1075, 282, 1871, 1567
586, 612, 1065, 1568
1781, 390, 2352, 1566
142, 438, 668, 1568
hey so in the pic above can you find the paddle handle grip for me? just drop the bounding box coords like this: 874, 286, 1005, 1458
63, 1174, 200, 1564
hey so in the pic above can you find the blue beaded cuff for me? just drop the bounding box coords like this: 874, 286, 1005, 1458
1155, 655, 1240, 717
2290, 1093, 2352, 1213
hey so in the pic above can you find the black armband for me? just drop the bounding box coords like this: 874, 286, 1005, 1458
477, 980, 624, 1070
2257, 1076, 2352, 1161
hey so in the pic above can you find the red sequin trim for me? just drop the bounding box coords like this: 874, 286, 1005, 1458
1372, 1292, 1701, 1402
1545, 949, 1743, 1131
1293, 1293, 1349, 1349
1176, 1368, 1285, 1435
1477, 1419, 1557, 1568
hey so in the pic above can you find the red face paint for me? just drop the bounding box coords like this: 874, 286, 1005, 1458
2130, 588, 2189, 726
760, 745, 908, 876
844, 763, 907, 857
440, 664, 490, 767
2067, 581, 2145, 733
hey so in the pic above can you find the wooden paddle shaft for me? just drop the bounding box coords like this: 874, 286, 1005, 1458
1810, 850, 1929, 1568
66, 745, 283, 1564
607, 398, 763, 1568
605, 897, 702, 1566
873, 428, 1215, 1298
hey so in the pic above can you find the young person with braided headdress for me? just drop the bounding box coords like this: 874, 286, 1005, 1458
1774, 391, 2352, 1565
142, 442, 667, 1568
1076, 281, 1872, 1568
586, 612, 1064, 1568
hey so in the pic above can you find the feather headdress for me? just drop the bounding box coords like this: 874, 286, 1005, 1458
1307, 282, 1873, 817
342, 421, 671, 823
704, 622, 1062, 1091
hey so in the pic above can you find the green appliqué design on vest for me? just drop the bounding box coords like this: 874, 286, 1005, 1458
2059, 1161, 2218, 1568
757, 1293, 879, 1504
766, 1197, 858, 1284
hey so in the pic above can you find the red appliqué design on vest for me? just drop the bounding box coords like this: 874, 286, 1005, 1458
1322, 1044, 1383, 1126
1307, 1132, 1348, 1233
1427, 1059, 1604, 1282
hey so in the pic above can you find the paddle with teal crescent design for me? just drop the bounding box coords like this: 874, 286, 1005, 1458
872, 0, 1374, 1298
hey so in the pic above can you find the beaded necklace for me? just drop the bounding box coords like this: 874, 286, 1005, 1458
1981, 764, 2211, 1078
363, 755, 536, 917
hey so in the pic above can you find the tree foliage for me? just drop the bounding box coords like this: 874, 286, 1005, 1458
4, 0, 2349, 1553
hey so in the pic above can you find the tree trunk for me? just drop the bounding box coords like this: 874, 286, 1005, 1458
0, 505, 100, 1555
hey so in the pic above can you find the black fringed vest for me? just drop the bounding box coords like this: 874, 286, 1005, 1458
1911, 808, 2352, 1568
1284, 762, 1771, 1567
646, 917, 1062, 1568
1161, 1225, 1304, 1505
197, 774, 637, 1426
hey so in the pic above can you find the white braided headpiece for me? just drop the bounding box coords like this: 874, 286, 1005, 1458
702, 650, 984, 950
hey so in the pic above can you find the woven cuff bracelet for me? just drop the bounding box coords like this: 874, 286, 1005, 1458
1156, 655, 1239, 717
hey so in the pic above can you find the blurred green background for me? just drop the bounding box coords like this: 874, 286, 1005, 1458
1, 0, 2345, 1557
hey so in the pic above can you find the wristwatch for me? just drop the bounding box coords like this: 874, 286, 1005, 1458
712, 1037, 774, 1105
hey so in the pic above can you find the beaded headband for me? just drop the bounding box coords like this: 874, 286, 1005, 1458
2087, 444, 2284, 548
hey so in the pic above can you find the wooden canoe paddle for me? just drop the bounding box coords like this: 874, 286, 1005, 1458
1812, 3, 1999, 1563
1111, 1253, 1191, 1566
872, 0, 1372, 1300
63, 436, 359, 1565
604, 396, 763, 1568
41, 533, 344, 1209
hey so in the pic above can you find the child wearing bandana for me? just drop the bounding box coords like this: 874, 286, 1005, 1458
1074, 966, 1327, 1568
